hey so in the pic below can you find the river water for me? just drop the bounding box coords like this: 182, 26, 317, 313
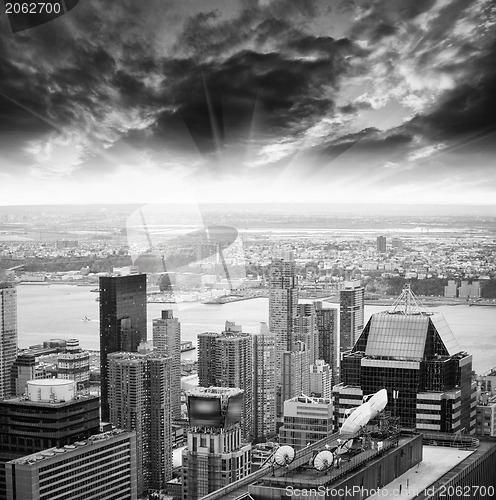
16, 284, 496, 374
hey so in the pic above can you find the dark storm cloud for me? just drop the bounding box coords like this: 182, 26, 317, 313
152, 47, 347, 155
406, 40, 496, 149
0, 0, 365, 175
314, 128, 413, 162
338, 101, 372, 114
155, 9, 364, 156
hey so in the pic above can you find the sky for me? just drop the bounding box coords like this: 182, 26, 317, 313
0, 0, 495, 206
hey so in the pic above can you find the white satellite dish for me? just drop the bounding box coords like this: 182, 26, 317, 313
273, 445, 295, 466
313, 450, 334, 471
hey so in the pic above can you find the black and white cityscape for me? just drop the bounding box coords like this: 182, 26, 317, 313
1, 1, 496, 499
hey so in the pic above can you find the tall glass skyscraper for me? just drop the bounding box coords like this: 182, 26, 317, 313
99, 273, 147, 422
315, 301, 339, 386
335, 290, 476, 434
294, 303, 319, 365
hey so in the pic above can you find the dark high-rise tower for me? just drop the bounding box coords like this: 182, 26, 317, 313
0, 283, 17, 399
339, 281, 364, 351
294, 303, 318, 365
315, 301, 339, 386
335, 287, 477, 434
99, 273, 147, 422
377, 235, 387, 253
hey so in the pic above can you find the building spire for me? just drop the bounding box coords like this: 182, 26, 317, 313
389, 284, 427, 315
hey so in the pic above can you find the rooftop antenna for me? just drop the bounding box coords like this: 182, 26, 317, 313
389, 284, 427, 315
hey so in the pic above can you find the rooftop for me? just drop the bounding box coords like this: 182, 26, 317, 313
9, 429, 131, 466
27, 379, 74, 387
187, 387, 243, 398
366, 445, 474, 499
2, 393, 97, 408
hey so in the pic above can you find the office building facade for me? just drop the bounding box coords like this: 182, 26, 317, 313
99, 273, 147, 422
315, 301, 338, 385
268, 253, 298, 381
335, 304, 477, 433
5, 430, 138, 500
475, 395, 496, 437
56, 338, 90, 390
294, 303, 319, 365
252, 323, 276, 443
0, 284, 17, 399
279, 394, 333, 450
309, 359, 332, 399
10, 353, 47, 397
377, 235, 387, 253
339, 281, 364, 351
0, 379, 99, 500
281, 342, 310, 408
108, 352, 172, 496
153, 309, 181, 419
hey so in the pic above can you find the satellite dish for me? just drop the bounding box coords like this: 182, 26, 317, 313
274, 445, 295, 466
313, 450, 334, 471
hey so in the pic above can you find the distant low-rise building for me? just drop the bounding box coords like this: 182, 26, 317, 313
476, 394, 496, 437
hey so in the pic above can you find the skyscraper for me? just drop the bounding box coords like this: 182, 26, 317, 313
377, 235, 387, 253
269, 252, 300, 421
182, 387, 251, 500
294, 303, 319, 365
339, 281, 364, 351
281, 341, 310, 406
309, 359, 332, 399
0, 283, 16, 399
198, 323, 253, 441
99, 273, 147, 422
153, 309, 181, 419
252, 322, 276, 443
108, 352, 172, 496
315, 301, 338, 385
335, 288, 477, 434
268, 252, 298, 380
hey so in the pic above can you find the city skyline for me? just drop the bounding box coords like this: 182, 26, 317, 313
0, 0, 495, 206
